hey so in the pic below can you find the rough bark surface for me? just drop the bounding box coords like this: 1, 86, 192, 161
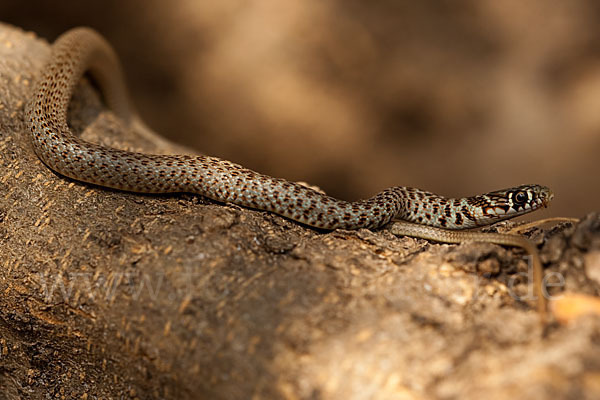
1, 23, 599, 400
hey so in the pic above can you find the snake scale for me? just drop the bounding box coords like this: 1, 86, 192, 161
26, 27, 552, 232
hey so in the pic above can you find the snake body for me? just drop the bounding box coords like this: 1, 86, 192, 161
26, 28, 553, 231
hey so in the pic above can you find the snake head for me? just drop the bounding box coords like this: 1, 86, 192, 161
477, 184, 554, 222
505, 184, 553, 211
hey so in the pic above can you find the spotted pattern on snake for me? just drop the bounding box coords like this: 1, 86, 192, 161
25, 27, 553, 230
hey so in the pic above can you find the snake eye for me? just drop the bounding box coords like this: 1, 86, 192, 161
514, 191, 528, 204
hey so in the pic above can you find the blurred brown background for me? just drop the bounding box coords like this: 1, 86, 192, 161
3, 0, 598, 219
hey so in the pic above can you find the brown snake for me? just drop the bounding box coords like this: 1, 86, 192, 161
25, 27, 554, 319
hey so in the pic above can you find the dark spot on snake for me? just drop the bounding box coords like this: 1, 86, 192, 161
444, 203, 452, 218
461, 206, 477, 222
454, 213, 463, 226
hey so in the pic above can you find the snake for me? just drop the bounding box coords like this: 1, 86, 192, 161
25, 27, 555, 319
26, 28, 553, 232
